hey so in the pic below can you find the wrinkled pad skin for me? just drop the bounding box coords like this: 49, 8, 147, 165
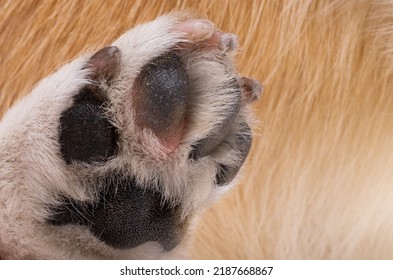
133, 52, 189, 149
59, 88, 118, 164
48, 176, 186, 251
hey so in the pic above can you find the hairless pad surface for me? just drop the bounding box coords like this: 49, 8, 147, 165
48, 176, 186, 251
133, 52, 189, 151
59, 88, 118, 164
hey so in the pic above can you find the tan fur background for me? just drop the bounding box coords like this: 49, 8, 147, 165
1, 0, 393, 259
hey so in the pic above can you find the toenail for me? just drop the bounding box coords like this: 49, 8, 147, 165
191, 20, 215, 41
219, 33, 239, 51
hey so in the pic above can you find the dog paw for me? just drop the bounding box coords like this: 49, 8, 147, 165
0, 14, 262, 259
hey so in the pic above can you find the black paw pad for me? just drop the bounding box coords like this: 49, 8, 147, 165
59, 88, 118, 164
133, 52, 189, 148
48, 177, 186, 251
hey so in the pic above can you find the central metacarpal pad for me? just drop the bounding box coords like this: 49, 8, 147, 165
49, 177, 186, 251
133, 52, 189, 150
